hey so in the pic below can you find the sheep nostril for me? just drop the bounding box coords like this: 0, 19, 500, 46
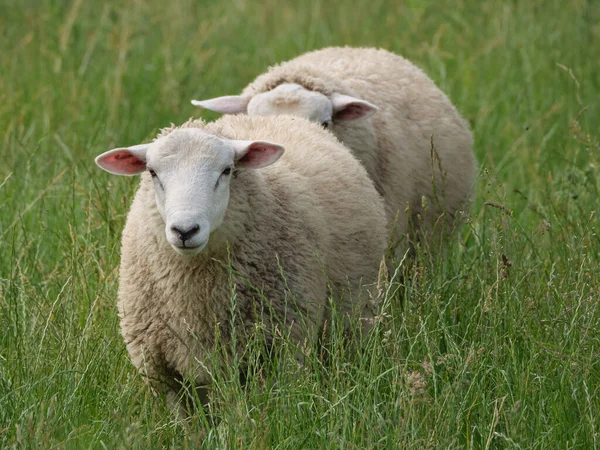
171, 224, 200, 242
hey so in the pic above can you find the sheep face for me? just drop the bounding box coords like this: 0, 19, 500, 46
247, 83, 334, 127
192, 83, 379, 130
95, 129, 284, 256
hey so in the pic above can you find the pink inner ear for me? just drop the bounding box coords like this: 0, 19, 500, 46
334, 103, 373, 121
99, 150, 146, 174
237, 143, 283, 169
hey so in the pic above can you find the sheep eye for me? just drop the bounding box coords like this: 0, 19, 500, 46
148, 168, 164, 190
215, 166, 234, 190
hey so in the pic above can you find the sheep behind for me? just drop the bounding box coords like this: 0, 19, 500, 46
193, 47, 477, 257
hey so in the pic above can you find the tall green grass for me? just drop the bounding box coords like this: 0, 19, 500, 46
1, 0, 598, 447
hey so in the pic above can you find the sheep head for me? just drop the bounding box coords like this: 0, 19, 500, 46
192, 83, 378, 130
95, 129, 284, 256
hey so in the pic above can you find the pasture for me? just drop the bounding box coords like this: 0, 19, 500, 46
0, 0, 598, 447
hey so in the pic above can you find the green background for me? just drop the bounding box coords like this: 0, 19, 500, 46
1, 0, 598, 447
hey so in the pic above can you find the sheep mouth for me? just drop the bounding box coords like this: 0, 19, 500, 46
171, 241, 207, 256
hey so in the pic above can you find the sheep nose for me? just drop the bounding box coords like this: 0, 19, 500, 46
171, 224, 200, 243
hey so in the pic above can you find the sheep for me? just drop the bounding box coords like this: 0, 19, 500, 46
94, 114, 387, 412
192, 46, 477, 257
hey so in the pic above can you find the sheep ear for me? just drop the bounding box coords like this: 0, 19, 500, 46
95, 144, 149, 176
331, 93, 379, 121
230, 140, 285, 169
191, 95, 249, 114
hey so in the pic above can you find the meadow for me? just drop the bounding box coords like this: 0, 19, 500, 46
1, 0, 599, 448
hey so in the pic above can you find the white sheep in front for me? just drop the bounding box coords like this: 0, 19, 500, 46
192, 46, 477, 256
95, 114, 387, 413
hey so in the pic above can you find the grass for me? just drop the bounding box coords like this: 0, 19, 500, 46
1, 0, 599, 447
